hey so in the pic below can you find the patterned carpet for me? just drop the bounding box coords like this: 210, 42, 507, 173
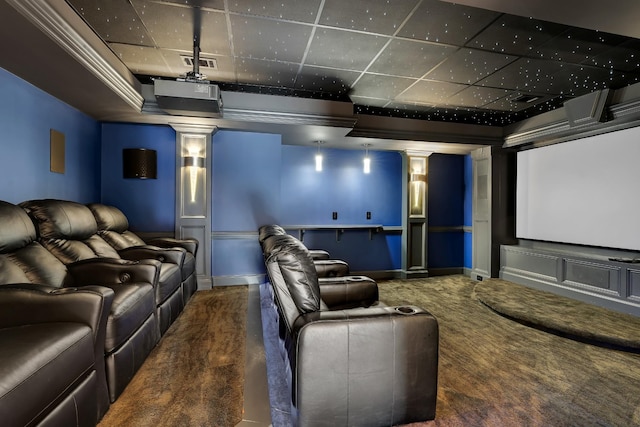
98, 286, 248, 427
377, 276, 640, 427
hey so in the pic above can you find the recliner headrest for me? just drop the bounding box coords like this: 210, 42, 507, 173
20, 199, 98, 240
272, 242, 322, 313
0, 200, 37, 253
87, 203, 129, 233
262, 234, 305, 259
258, 224, 287, 244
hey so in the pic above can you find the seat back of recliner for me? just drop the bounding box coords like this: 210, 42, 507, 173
0, 200, 68, 287
87, 203, 146, 250
258, 224, 287, 245
20, 199, 121, 264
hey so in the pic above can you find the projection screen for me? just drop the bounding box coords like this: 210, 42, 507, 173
516, 125, 640, 251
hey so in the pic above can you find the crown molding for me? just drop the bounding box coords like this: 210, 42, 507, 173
5, 0, 143, 112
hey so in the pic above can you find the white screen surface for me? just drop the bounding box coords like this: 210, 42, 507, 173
516, 125, 640, 251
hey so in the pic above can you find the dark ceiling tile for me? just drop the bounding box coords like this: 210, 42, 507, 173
398, 0, 500, 46
156, 0, 225, 10
305, 28, 389, 71
368, 39, 456, 78
109, 43, 170, 76
468, 15, 567, 56
319, 0, 419, 35
396, 80, 467, 104
446, 86, 510, 108
585, 44, 640, 73
549, 63, 627, 97
235, 58, 298, 87
295, 66, 360, 95
231, 15, 311, 63
535, 27, 628, 64
482, 91, 547, 112
351, 73, 416, 99
228, 0, 322, 23
129, 1, 197, 51
478, 58, 565, 94
349, 96, 390, 108
426, 48, 516, 84
68, 0, 151, 46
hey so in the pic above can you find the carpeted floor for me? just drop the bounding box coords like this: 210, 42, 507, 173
376, 276, 640, 427
98, 286, 248, 427
475, 278, 640, 352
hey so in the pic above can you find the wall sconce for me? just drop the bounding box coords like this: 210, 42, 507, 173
362, 143, 371, 174
409, 156, 428, 217
183, 154, 205, 202
314, 141, 325, 172
123, 148, 157, 179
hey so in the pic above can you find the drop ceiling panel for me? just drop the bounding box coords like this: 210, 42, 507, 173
109, 43, 170, 76
483, 92, 550, 112
160, 0, 225, 11
426, 48, 516, 84
351, 74, 416, 99
228, 0, 322, 23
129, 0, 195, 51
535, 28, 627, 64
305, 28, 390, 71
235, 58, 298, 87
397, 80, 467, 104
478, 58, 566, 94
319, 0, 419, 35
368, 39, 456, 78
446, 86, 510, 108
468, 15, 567, 56
350, 96, 391, 108
586, 43, 640, 73
295, 66, 360, 95
549, 64, 623, 97
68, 0, 150, 46
398, 0, 500, 46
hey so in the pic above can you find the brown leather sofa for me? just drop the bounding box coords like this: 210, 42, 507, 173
260, 229, 439, 427
87, 203, 198, 304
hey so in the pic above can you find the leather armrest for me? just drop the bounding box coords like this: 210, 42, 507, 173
0, 285, 114, 339
147, 238, 198, 256
318, 276, 379, 309
308, 249, 330, 260
66, 258, 161, 289
314, 259, 350, 277
119, 245, 186, 266
291, 305, 439, 426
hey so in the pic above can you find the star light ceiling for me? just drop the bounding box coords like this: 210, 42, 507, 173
66, 0, 640, 126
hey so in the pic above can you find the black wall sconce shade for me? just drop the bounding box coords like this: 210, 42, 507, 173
123, 148, 157, 179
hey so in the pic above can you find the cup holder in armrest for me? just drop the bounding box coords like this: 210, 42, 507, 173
395, 306, 417, 315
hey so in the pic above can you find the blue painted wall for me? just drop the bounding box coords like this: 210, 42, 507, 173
211, 130, 282, 277
464, 154, 473, 270
0, 67, 100, 204
428, 154, 465, 270
100, 123, 176, 232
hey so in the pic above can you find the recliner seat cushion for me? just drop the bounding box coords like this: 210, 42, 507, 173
103, 284, 156, 353
0, 323, 94, 427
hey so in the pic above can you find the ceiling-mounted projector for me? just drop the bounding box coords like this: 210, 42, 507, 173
153, 79, 223, 118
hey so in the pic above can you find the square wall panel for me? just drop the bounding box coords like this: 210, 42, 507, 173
398, 0, 500, 46
319, 0, 419, 35
231, 15, 311, 63
426, 48, 516, 85
228, 0, 322, 23
397, 80, 467, 104
306, 27, 390, 71
351, 74, 416, 100
368, 39, 457, 78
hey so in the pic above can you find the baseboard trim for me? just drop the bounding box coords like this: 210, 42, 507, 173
429, 267, 465, 277
212, 274, 266, 287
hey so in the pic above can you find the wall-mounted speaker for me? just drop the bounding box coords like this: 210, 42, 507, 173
123, 148, 157, 179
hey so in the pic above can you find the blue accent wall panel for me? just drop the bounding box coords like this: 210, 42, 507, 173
212, 130, 281, 231
280, 146, 402, 225
428, 154, 464, 226
212, 238, 265, 277
464, 154, 473, 269
428, 231, 464, 268
100, 123, 176, 232
0, 67, 100, 204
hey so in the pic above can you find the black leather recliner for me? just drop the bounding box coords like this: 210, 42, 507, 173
259, 224, 350, 277
0, 199, 160, 419
262, 231, 439, 427
20, 199, 184, 337
0, 286, 113, 427
87, 203, 199, 304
